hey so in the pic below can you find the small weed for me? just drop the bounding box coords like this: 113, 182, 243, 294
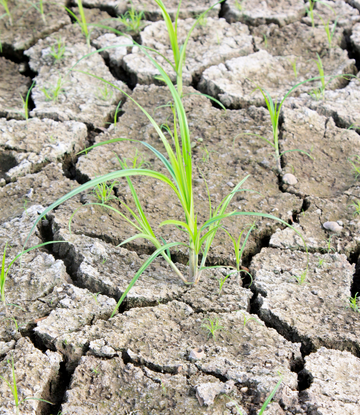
320, 15, 338, 48
97, 84, 114, 101
242, 312, 261, 328
318, 257, 325, 268
118, 6, 144, 33
262, 33, 268, 49
322, 235, 335, 254
292, 270, 307, 285
288, 57, 297, 79
89, 292, 101, 303
309, 87, 323, 101
92, 180, 119, 204
112, 100, 122, 130
348, 155, 360, 179
0, 354, 53, 415
347, 293, 360, 313
349, 200, 360, 216
201, 317, 224, 340
234, 0, 244, 12
41, 77, 65, 102
49, 38, 66, 61
160, 381, 167, 396
91, 365, 101, 375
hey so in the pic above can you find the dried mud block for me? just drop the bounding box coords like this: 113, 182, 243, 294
70, 85, 302, 264
252, 22, 344, 57
302, 0, 360, 29
351, 22, 360, 55
0, 0, 70, 58
0, 162, 74, 223
300, 348, 360, 414
0, 58, 31, 120
280, 107, 360, 198
92, 33, 132, 78
25, 25, 129, 128
122, 18, 253, 86
0, 118, 87, 181
61, 356, 237, 415
250, 248, 360, 356
198, 49, 355, 109
34, 284, 115, 363
270, 189, 360, 255
59, 301, 301, 413
48, 228, 252, 314
223, 0, 305, 27
69, 0, 127, 15
0, 337, 62, 415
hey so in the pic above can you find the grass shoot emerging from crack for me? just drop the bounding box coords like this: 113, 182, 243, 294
347, 293, 360, 313
24, 0, 309, 318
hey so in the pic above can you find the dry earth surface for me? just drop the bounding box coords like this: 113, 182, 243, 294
1, 0, 360, 414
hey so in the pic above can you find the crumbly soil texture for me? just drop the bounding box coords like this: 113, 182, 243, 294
1, 1, 360, 414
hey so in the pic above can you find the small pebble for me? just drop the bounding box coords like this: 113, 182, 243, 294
323, 221, 342, 232
227, 181, 235, 188
282, 173, 297, 185
189, 347, 205, 360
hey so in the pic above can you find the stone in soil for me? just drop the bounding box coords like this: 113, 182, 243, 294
0, 0, 70, 58
301, 0, 360, 29
198, 48, 355, 109
122, 18, 253, 86
280, 107, 360, 198
25, 24, 130, 128
0, 337, 62, 414
300, 347, 360, 414
223, 0, 306, 27
0, 58, 31, 120
250, 248, 360, 356
58, 301, 301, 413
55, 85, 303, 265
0, 118, 87, 181
0, 162, 74, 223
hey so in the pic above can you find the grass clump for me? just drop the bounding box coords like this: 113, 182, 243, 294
118, 5, 144, 33
25, 0, 308, 317
49, 37, 66, 62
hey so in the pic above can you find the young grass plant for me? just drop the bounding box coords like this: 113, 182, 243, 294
118, 5, 144, 33
0, 0, 12, 25
65, 0, 90, 46
347, 293, 360, 313
13, 81, 35, 122
320, 15, 338, 48
25, 0, 309, 317
49, 38, 66, 62
41, 77, 65, 102
0, 355, 53, 415
201, 317, 224, 340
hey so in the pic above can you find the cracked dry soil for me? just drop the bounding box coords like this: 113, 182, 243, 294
1, 0, 360, 414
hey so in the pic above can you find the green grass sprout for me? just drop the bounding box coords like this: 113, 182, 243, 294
49, 37, 66, 61
92, 180, 119, 204
320, 15, 338, 48
292, 270, 307, 285
349, 200, 360, 216
65, 0, 90, 46
201, 317, 224, 340
347, 293, 360, 313
41, 77, 65, 102
242, 312, 261, 328
348, 155, 360, 179
118, 5, 144, 33
96, 84, 113, 101
288, 57, 297, 79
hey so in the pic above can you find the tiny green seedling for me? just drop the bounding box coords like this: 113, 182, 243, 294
97, 84, 114, 101
313, 53, 326, 98
89, 292, 101, 303
113, 100, 122, 130
160, 381, 167, 396
234, 0, 244, 12
288, 57, 297, 79
91, 365, 101, 375
226, 375, 283, 415
349, 200, 360, 216
0, 0, 12, 25
242, 312, 261, 328
14, 81, 35, 122
262, 33, 268, 49
0, 354, 53, 415
305, 0, 317, 28
41, 77, 65, 102
292, 270, 307, 285
49, 38, 66, 61
320, 15, 338, 48
92, 180, 119, 204
347, 293, 360, 313
318, 257, 325, 268
201, 317, 224, 340
322, 235, 335, 254
348, 155, 360, 179
118, 6, 144, 33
